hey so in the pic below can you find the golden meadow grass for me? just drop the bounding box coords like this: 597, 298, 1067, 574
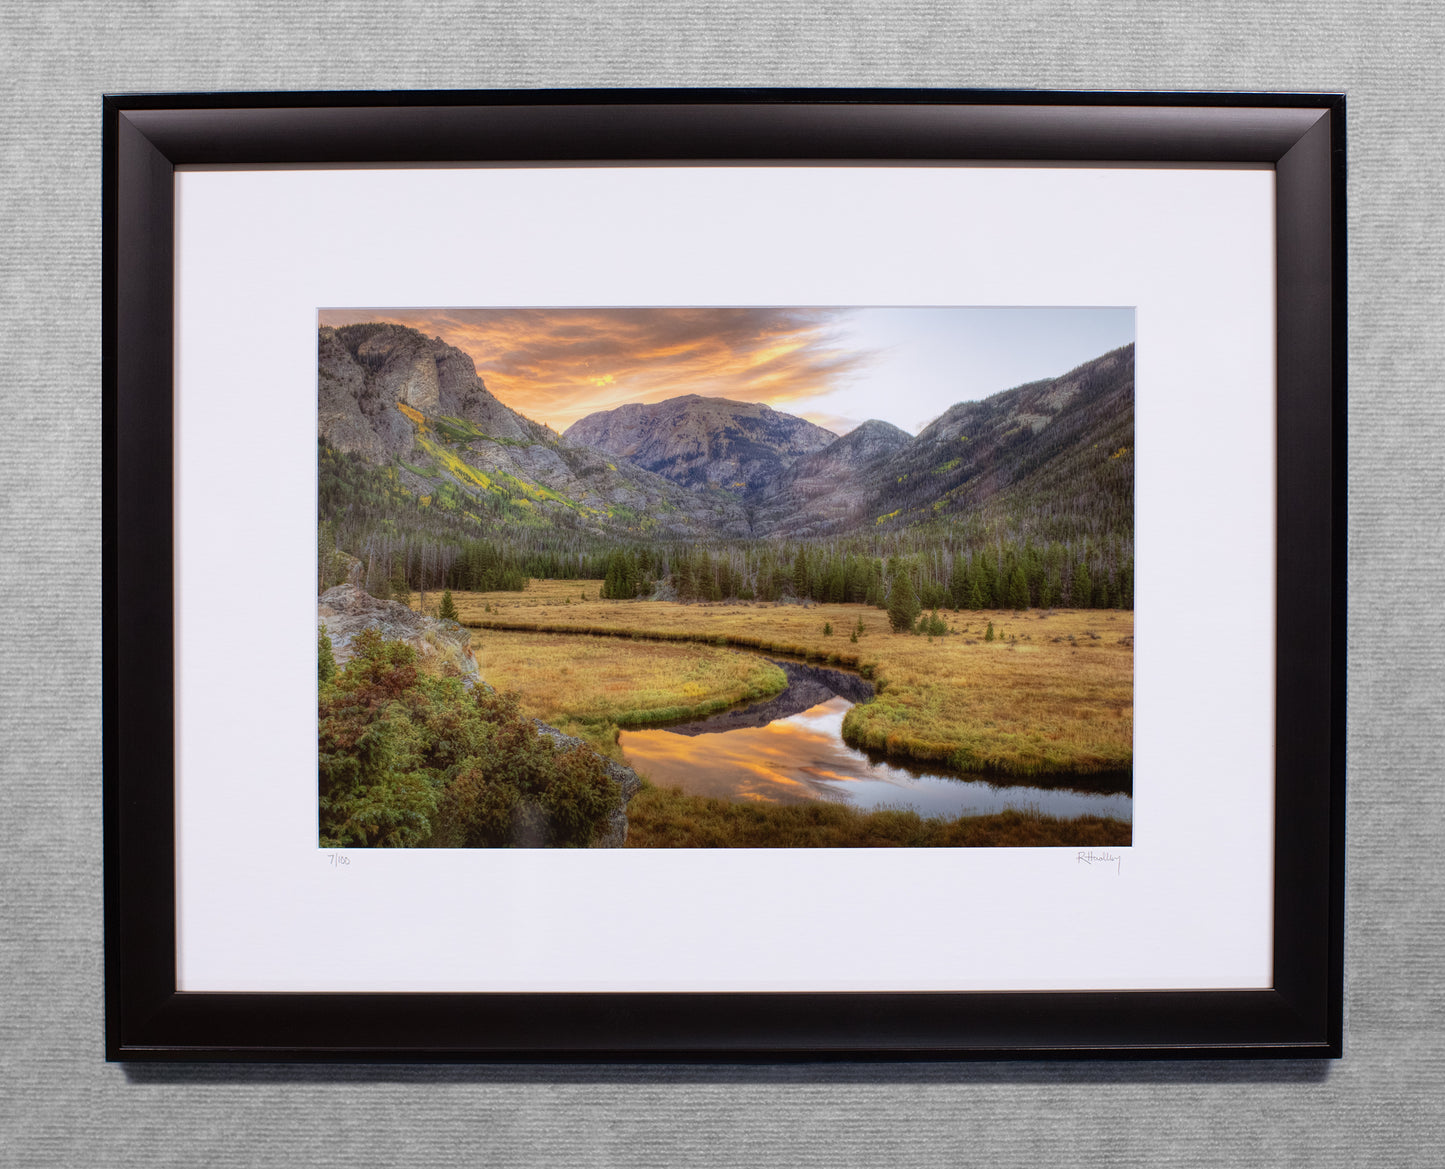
623, 787, 1130, 848
475, 629, 786, 751
446, 580, 1133, 779
397, 581, 1134, 846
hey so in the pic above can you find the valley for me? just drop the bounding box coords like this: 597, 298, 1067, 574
443, 582, 1132, 847
317, 312, 1135, 848
452, 581, 1134, 779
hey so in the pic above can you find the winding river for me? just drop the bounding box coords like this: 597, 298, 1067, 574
618, 658, 1132, 822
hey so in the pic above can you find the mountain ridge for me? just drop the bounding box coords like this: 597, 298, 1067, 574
318, 323, 750, 540
318, 322, 1132, 557
747, 344, 1134, 540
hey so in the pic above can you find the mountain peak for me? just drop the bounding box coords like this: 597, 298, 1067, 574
563, 395, 837, 497
844, 418, 912, 443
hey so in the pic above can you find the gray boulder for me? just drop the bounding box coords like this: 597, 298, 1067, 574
318, 583, 479, 684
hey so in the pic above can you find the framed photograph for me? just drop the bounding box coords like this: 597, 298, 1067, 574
105, 90, 1344, 1059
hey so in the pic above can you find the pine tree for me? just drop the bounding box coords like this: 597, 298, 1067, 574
865, 573, 884, 608
976, 554, 998, 608
948, 555, 969, 610
1006, 564, 1030, 611
887, 568, 921, 633
985, 620, 995, 642
1024, 548, 1045, 609
1071, 560, 1092, 609
438, 589, 458, 622
1042, 570, 1062, 609
318, 624, 337, 684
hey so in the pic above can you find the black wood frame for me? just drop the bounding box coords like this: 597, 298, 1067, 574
103, 90, 1346, 1061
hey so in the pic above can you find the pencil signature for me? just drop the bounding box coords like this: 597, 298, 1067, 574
1076, 849, 1122, 875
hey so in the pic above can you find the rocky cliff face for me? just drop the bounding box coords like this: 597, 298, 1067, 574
320, 322, 551, 459
563, 395, 837, 497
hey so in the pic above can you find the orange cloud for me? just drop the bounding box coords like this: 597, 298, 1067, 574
318, 307, 875, 431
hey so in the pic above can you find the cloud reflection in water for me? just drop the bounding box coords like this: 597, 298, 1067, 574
620, 697, 1133, 821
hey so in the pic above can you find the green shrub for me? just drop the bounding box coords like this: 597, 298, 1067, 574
318, 630, 435, 847
318, 624, 337, 684
319, 629, 620, 848
433, 690, 619, 847
913, 610, 947, 637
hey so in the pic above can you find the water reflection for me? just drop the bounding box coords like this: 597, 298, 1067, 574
620, 696, 1133, 822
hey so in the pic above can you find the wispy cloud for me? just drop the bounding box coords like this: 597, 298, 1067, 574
796, 410, 865, 436
319, 307, 874, 431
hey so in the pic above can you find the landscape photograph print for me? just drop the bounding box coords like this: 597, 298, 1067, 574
317, 306, 1135, 850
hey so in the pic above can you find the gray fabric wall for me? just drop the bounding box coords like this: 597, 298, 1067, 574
2, 2, 1440, 1165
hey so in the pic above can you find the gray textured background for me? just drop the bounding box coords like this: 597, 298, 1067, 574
3, 2, 1441, 1165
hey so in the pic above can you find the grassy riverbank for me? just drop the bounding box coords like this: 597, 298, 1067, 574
439, 579, 1133, 778
474, 629, 787, 753
624, 783, 1131, 847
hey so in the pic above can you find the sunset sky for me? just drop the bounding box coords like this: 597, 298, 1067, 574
318, 306, 1134, 436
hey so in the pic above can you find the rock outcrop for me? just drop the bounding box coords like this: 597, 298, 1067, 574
320, 322, 553, 459
318, 584, 479, 682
